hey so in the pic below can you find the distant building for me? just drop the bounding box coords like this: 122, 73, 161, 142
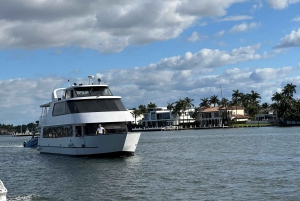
254, 108, 276, 123
0, 128, 8, 134
196, 106, 249, 127
141, 107, 195, 128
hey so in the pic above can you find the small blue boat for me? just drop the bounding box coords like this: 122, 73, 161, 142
23, 136, 39, 148
23, 129, 40, 148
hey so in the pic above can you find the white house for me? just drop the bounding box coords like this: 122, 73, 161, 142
141, 107, 195, 128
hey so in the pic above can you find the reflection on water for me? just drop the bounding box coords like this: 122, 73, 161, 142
1, 127, 300, 200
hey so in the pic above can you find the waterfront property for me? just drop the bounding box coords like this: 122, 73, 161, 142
140, 107, 195, 128
196, 106, 250, 127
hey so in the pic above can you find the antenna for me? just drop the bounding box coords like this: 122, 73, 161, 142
88, 75, 94, 85
220, 84, 223, 98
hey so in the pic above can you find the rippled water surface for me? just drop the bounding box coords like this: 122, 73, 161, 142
1, 127, 300, 200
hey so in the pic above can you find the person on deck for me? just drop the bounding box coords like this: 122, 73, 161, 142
96, 124, 105, 135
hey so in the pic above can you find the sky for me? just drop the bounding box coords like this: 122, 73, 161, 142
1, 0, 300, 126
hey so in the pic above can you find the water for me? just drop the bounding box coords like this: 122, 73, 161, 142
1, 127, 300, 200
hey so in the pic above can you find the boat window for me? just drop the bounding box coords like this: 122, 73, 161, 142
74, 87, 113, 97
53, 102, 66, 116
53, 99, 126, 116
85, 123, 127, 135
66, 99, 126, 113
65, 90, 74, 99
43, 125, 73, 138
75, 126, 82, 137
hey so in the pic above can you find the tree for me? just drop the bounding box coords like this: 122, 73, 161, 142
172, 99, 185, 124
219, 97, 230, 125
130, 108, 142, 125
199, 97, 210, 108
167, 102, 174, 110
232, 89, 244, 106
271, 83, 298, 124
138, 104, 147, 113
261, 102, 269, 109
184, 97, 194, 123
282, 83, 296, 99
210, 95, 219, 107
250, 90, 261, 106
232, 89, 242, 120
147, 102, 157, 111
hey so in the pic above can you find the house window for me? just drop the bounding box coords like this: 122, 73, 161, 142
151, 113, 156, 120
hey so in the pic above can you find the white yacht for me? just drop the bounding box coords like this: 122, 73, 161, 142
0, 180, 7, 201
37, 76, 141, 157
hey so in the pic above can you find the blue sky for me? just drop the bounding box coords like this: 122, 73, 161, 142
1, 0, 300, 125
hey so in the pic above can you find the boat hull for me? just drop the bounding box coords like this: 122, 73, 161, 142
38, 132, 141, 157
23, 137, 39, 148
0, 180, 7, 201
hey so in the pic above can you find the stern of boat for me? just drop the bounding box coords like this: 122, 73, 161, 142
122, 132, 141, 152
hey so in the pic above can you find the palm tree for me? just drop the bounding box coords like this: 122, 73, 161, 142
250, 90, 261, 106
232, 89, 244, 121
167, 102, 174, 110
172, 99, 185, 124
184, 97, 194, 123
219, 97, 230, 125
138, 104, 148, 113
210, 95, 219, 107
199, 97, 210, 108
261, 102, 269, 109
271, 83, 298, 124
130, 108, 142, 125
282, 83, 296, 99
147, 102, 157, 111
232, 89, 244, 106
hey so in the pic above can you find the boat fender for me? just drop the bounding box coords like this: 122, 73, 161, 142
23, 141, 27, 147
37, 146, 41, 151
68, 140, 73, 147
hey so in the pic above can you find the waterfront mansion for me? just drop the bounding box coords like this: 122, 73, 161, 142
139, 107, 194, 128
196, 106, 250, 127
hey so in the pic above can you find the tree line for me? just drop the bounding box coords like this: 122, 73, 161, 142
131, 83, 299, 125
0, 122, 38, 134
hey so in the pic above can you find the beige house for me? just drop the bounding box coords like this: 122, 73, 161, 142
196, 106, 249, 127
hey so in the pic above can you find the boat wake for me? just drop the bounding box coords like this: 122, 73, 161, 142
7, 194, 45, 201
0, 145, 24, 148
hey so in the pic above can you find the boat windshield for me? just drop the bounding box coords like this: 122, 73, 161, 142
74, 87, 113, 97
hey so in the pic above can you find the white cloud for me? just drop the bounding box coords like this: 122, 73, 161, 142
291, 16, 300, 22
250, 1, 263, 12
188, 32, 200, 42
148, 44, 262, 70
177, 0, 246, 17
215, 30, 225, 37
266, 0, 300, 9
229, 22, 260, 33
275, 28, 300, 48
219, 15, 253, 21
249, 67, 293, 81
0, 0, 247, 53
